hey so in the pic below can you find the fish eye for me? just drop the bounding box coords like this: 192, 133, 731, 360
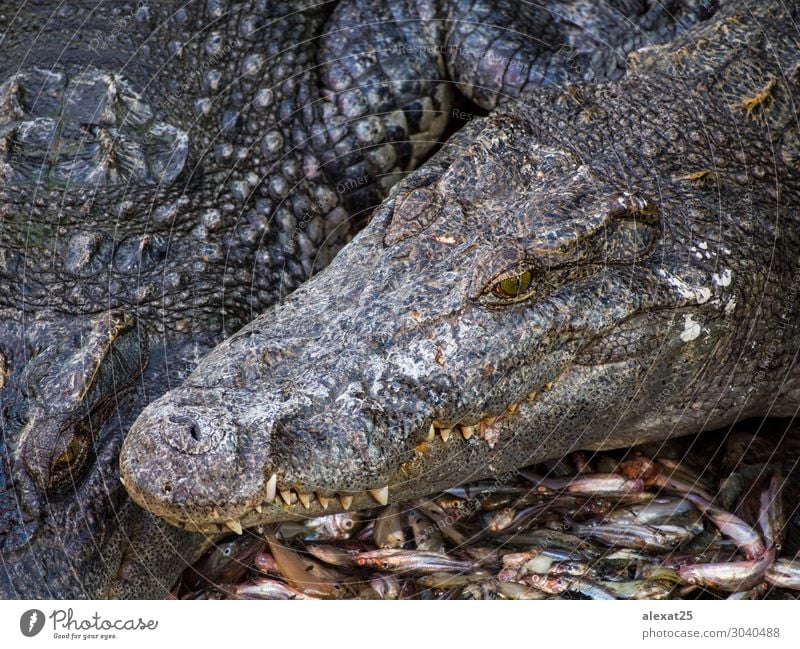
493, 269, 533, 299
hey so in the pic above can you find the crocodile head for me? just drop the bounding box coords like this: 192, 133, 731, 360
122, 24, 795, 531
0, 61, 203, 597
2, 0, 460, 594
0, 311, 199, 597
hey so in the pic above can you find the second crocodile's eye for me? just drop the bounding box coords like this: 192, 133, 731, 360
494, 270, 533, 298
53, 435, 81, 469
48, 426, 92, 494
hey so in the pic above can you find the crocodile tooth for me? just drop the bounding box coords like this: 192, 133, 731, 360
369, 486, 389, 506
318, 494, 330, 510
279, 490, 293, 506
460, 425, 474, 440
527, 391, 538, 401
507, 402, 519, 415
425, 424, 436, 442
265, 473, 277, 502
225, 520, 243, 535
296, 491, 312, 509
254, 504, 263, 514
543, 382, 553, 391
339, 494, 353, 510
439, 427, 452, 442
479, 416, 496, 436
210, 509, 219, 519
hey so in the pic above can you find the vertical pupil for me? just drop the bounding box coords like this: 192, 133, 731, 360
55, 434, 81, 467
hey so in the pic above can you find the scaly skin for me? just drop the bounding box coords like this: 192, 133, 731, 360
0, 0, 720, 595
122, 0, 800, 534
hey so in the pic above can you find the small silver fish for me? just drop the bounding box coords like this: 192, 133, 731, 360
233, 578, 316, 600
571, 521, 697, 552
418, 571, 494, 588
484, 508, 517, 533
304, 542, 362, 567
303, 512, 362, 540
765, 558, 800, 590
597, 579, 675, 600
354, 549, 474, 574
684, 493, 765, 560
265, 532, 351, 598
679, 547, 776, 592
603, 497, 695, 525
416, 501, 468, 545
522, 472, 644, 494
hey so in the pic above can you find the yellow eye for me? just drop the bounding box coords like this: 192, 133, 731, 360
48, 428, 92, 492
495, 269, 533, 298
53, 435, 83, 469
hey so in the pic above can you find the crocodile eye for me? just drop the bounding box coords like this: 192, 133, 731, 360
496, 271, 532, 298
47, 425, 93, 494
493, 269, 533, 299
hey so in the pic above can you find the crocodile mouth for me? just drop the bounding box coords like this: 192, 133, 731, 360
142, 388, 543, 535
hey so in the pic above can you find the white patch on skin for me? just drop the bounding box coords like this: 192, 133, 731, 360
680, 314, 702, 342
725, 298, 737, 314
712, 269, 733, 287
698, 241, 708, 250
661, 273, 711, 304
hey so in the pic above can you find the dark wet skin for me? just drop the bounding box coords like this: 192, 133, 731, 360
122, 0, 800, 536
1, 0, 720, 596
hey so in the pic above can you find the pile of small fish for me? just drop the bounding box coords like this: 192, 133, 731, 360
173, 426, 800, 600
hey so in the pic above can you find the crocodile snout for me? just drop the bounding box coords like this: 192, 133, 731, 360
120, 394, 273, 532
121, 379, 421, 533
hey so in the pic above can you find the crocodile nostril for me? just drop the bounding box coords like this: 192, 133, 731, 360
160, 413, 223, 455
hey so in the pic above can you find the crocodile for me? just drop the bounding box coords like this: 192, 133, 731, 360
122, 0, 800, 535
0, 0, 459, 598
0, 0, 721, 597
